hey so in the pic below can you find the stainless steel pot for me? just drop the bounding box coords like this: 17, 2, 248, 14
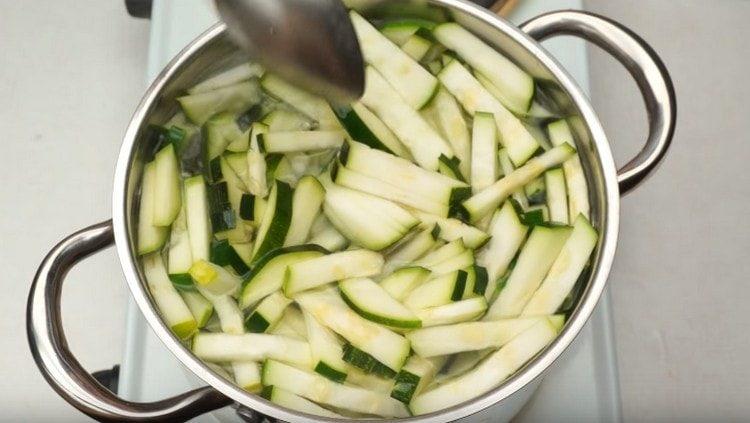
27, 1, 675, 421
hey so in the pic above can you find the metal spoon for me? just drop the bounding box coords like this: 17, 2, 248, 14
214, 0, 365, 104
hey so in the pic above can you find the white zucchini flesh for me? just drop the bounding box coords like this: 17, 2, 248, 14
486, 225, 573, 319
284, 176, 325, 245
196, 288, 245, 335
425, 249, 474, 275
244, 292, 292, 333
308, 224, 349, 252
410, 319, 558, 415
284, 250, 384, 296
262, 360, 410, 418
347, 368, 395, 394
188, 260, 240, 296
152, 144, 182, 226
401, 34, 433, 61
350, 11, 438, 110
404, 270, 466, 311
412, 211, 489, 249
177, 81, 261, 126
246, 123, 269, 197
522, 216, 598, 315
137, 162, 168, 255
438, 60, 539, 166
339, 277, 421, 328
224, 153, 251, 193
263, 108, 316, 132
360, 67, 453, 170
168, 202, 192, 278
192, 333, 312, 367
259, 130, 346, 153
476, 201, 528, 300
470, 112, 499, 194
142, 253, 197, 340
184, 175, 211, 262
343, 140, 467, 205
295, 288, 410, 372
545, 168, 569, 224
323, 184, 418, 251
239, 246, 327, 309
391, 355, 441, 403
547, 119, 590, 220
408, 316, 555, 357
461, 144, 576, 223
260, 74, 341, 129
416, 296, 488, 328
498, 148, 530, 210
188, 62, 264, 94
433, 23, 534, 114
303, 309, 349, 381
379, 266, 432, 302
335, 165, 449, 217
232, 361, 262, 393
415, 239, 465, 267
349, 102, 413, 159
270, 306, 309, 341
430, 88, 471, 178
180, 291, 213, 328
263, 386, 344, 418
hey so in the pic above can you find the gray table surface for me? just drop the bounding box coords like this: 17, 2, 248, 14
1, 0, 748, 421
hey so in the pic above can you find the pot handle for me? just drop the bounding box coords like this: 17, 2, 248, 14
27, 220, 232, 421
520, 10, 676, 195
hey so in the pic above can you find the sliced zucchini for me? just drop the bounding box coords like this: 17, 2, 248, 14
404, 270, 467, 311
137, 162, 168, 255
246, 123, 269, 196
152, 144, 182, 226
262, 108, 316, 132
545, 168, 569, 224
547, 119, 590, 220
462, 264, 489, 298
303, 309, 349, 382
342, 343, 397, 378
206, 181, 236, 233
196, 288, 244, 334
178, 81, 261, 126
252, 181, 294, 260
184, 175, 211, 262
476, 201, 528, 300
284, 250, 384, 296
210, 239, 249, 275
360, 67, 452, 170
335, 165, 448, 216
390, 355, 441, 403
142, 253, 197, 340
180, 291, 213, 328
324, 184, 418, 251
522, 215, 598, 315
433, 23, 534, 114
425, 249, 474, 275
258, 130, 345, 154
260, 74, 340, 129
239, 245, 328, 309
342, 140, 467, 207
296, 288, 410, 372
340, 278, 421, 328
270, 306, 308, 341
440, 349, 492, 380
408, 316, 556, 357
192, 333, 311, 367
416, 296, 487, 327
188, 62, 264, 94
282, 175, 325, 246
470, 111, 499, 194
167, 203, 193, 289
400, 33, 433, 61
429, 89, 471, 178
411, 211, 490, 249
438, 60, 539, 166
383, 225, 440, 275
437, 154, 465, 182
204, 113, 247, 160
415, 239, 465, 267
308, 223, 349, 252
380, 266, 431, 302
261, 385, 343, 418
351, 11, 438, 109
410, 319, 558, 415
524, 176, 547, 206
487, 225, 572, 319
347, 368, 395, 394
188, 260, 241, 296
262, 359, 409, 418
498, 148, 529, 210
244, 291, 292, 333
232, 361, 262, 393
460, 144, 576, 223
473, 70, 542, 117
379, 20, 429, 45
336, 102, 412, 159
224, 152, 251, 192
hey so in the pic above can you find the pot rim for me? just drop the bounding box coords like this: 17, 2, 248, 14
112, 2, 620, 421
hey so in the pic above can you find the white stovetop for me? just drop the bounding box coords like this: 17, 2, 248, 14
118, 1, 621, 421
